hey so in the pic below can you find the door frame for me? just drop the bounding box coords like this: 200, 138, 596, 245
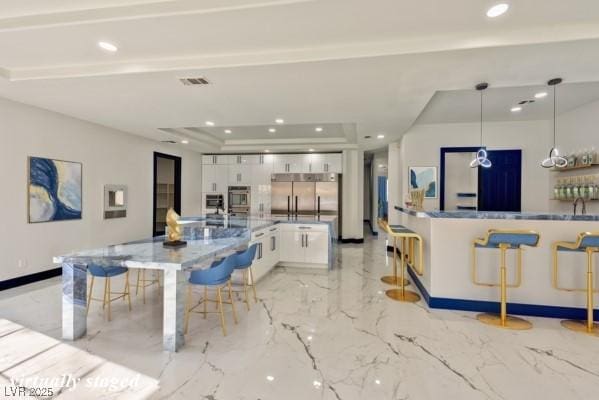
153, 152, 182, 237
439, 147, 482, 211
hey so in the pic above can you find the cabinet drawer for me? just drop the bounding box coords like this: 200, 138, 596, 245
278, 223, 329, 233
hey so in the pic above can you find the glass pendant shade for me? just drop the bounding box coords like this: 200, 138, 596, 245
470, 83, 492, 169
541, 78, 566, 169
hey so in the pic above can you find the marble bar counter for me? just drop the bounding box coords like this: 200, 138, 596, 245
393, 205, 599, 320
54, 214, 337, 352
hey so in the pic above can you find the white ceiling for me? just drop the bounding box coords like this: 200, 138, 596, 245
416, 81, 599, 125
2, 0, 599, 152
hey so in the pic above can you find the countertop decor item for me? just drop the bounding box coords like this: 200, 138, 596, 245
541, 78, 568, 169
163, 208, 187, 248
470, 83, 492, 169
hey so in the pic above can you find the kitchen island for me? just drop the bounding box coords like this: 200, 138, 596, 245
394, 206, 599, 320
54, 214, 337, 352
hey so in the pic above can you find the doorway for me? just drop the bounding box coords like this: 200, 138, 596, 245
153, 152, 182, 236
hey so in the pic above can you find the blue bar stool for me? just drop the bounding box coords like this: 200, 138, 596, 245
184, 255, 238, 336
86, 264, 132, 321
232, 244, 259, 310
472, 229, 540, 329
552, 232, 599, 336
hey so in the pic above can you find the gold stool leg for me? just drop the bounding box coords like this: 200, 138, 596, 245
561, 248, 599, 336
381, 236, 410, 286
477, 244, 532, 330
107, 277, 112, 322
125, 271, 132, 311
243, 270, 250, 311
249, 267, 258, 303
86, 276, 95, 316
386, 237, 421, 303
217, 287, 227, 336
228, 280, 238, 324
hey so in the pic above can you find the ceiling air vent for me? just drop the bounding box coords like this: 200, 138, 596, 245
179, 77, 210, 86
161, 140, 177, 144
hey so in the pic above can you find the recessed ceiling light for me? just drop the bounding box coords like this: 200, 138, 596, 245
266, 376, 274, 382
275, 118, 284, 124
268, 128, 276, 133
315, 127, 323, 132
98, 41, 118, 52
181, 140, 189, 144
375, 379, 381, 385
313, 381, 322, 388
205, 121, 215, 126
378, 164, 384, 168
511, 106, 522, 112
486, 3, 509, 18
264, 149, 270, 153
309, 149, 315, 152
535, 92, 548, 99
224, 129, 232, 134
377, 134, 385, 139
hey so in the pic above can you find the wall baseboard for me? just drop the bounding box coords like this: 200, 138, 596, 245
341, 238, 365, 244
0, 267, 61, 291
405, 264, 599, 320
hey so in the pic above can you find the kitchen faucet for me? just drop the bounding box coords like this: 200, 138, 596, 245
573, 197, 587, 216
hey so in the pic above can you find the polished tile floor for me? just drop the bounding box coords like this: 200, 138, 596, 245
2, 232, 599, 399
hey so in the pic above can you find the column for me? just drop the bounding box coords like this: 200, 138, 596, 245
163, 268, 186, 352
62, 262, 87, 341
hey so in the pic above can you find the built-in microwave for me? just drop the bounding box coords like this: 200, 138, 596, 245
228, 186, 251, 215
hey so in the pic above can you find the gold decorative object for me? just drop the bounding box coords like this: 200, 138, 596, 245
164, 208, 187, 248
410, 189, 425, 210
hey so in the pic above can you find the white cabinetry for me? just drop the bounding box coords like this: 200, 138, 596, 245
273, 154, 311, 173
247, 226, 280, 283
202, 164, 228, 193
202, 155, 228, 165
228, 164, 252, 186
310, 153, 343, 173
278, 224, 330, 267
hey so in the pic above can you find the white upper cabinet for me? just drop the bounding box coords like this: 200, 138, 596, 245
202, 155, 228, 165
310, 153, 342, 173
273, 154, 311, 173
228, 164, 251, 186
227, 155, 261, 165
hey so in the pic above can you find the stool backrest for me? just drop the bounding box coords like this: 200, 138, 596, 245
235, 243, 258, 266
189, 254, 236, 285
487, 230, 540, 248
580, 233, 599, 249
88, 264, 109, 277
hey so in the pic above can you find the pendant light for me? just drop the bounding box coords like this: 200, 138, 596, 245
541, 78, 568, 168
470, 83, 492, 168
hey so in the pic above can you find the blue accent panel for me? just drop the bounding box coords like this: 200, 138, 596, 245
405, 262, 599, 320
479, 150, 522, 212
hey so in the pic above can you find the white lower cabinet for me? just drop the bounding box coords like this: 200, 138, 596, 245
245, 226, 281, 283
278, 224, 330, 267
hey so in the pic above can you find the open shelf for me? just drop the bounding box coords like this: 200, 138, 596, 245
551, 198, 599, 202
456, 192, 477, 198
551, 163, 599, 172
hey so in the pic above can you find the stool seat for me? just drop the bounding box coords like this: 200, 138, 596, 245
474, 231, 540, 249
388, 225, 415, 234
231, 244, 259, 310
88, 264, 128, 278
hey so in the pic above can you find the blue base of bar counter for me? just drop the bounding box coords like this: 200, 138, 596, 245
405, 263, 599, 321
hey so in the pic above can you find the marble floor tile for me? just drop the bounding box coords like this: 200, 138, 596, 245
2, 233, 599, 399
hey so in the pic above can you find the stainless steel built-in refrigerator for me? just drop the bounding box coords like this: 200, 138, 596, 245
271, 173, 341, 232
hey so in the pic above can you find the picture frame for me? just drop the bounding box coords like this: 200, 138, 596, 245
408, 166, 437, 199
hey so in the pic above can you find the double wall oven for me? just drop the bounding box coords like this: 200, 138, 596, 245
228, 186, 251, 216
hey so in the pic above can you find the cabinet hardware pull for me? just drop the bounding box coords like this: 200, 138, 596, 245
255, 232, 265, 237
298, 226, 312, 229
306, 234, 309, 248
269, 227, 277, 232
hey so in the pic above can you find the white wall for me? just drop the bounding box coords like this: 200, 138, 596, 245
549, 98, 599, 214
0, 97, 203, 282
388, 120, 552, 223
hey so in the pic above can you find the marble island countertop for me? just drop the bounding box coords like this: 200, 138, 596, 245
395, 205, 599, 221
54, 214, 337, 270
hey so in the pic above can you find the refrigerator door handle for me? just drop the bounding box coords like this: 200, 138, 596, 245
287, 196, 290, 215
294, 196, 298, 216
317, 196, 321, 215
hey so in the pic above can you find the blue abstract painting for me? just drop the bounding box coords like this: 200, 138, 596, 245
28, 157, 82, 223
409, 166, 437, 198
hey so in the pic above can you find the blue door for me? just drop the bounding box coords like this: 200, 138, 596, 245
478, 150, 522, 212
